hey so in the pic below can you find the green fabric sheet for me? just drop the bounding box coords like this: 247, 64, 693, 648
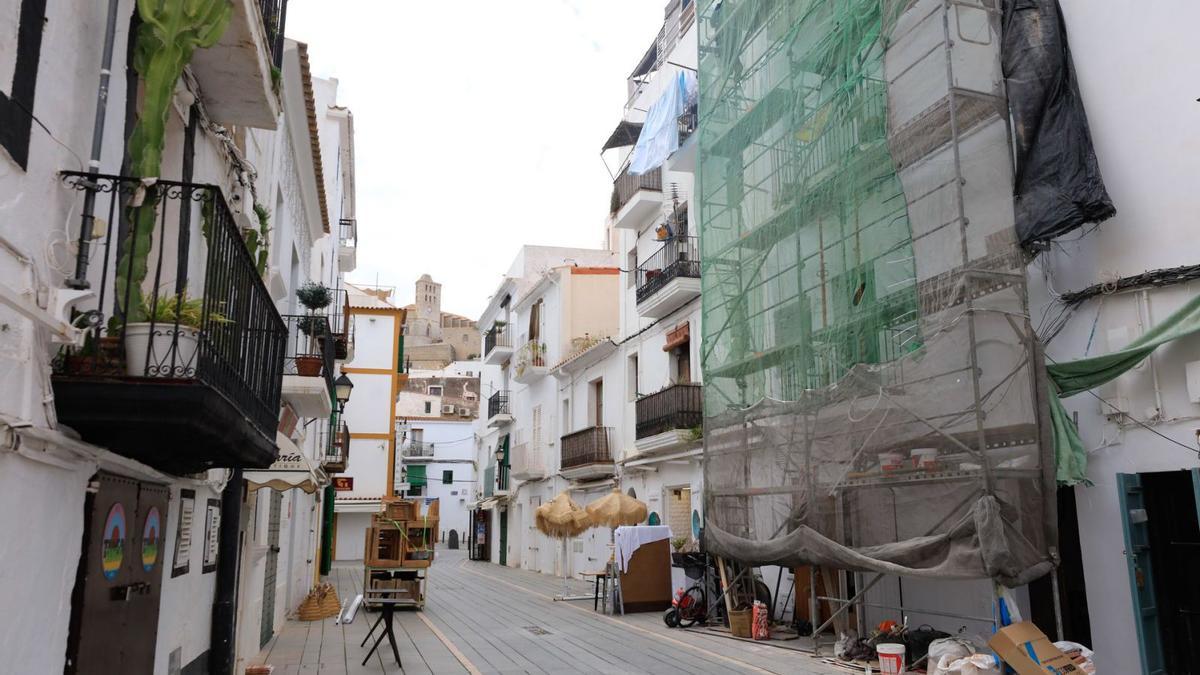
406, 464, 427, 487
1048, 293, 1200, 485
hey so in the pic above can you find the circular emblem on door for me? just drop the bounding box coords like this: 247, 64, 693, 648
102, 503, 126, 580
142, 506, 161, 571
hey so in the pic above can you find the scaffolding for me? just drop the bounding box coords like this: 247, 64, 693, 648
697, 0, 1056, 642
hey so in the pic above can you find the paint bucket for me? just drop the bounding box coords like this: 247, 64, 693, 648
879, 452, 904, 474
877, 643, 906, 675
911, 447, 938, 471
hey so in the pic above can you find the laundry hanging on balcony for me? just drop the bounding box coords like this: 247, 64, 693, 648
628, 70, 698, 176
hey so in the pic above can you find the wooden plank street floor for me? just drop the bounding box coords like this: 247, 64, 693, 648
252, 550, 844, 674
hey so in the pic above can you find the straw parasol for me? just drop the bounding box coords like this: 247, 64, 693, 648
535, 491, 592, 538
585, 488, 648, 528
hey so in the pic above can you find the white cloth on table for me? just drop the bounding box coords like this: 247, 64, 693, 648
614, 525, 673, 572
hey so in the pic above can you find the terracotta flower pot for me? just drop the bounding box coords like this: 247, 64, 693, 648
295, 354, 323, 377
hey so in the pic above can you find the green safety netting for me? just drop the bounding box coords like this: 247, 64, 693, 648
1049, 293, 1200, 485
697, 0, 1054, 588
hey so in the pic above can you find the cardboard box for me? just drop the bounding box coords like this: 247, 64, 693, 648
988, 622, 1081, 674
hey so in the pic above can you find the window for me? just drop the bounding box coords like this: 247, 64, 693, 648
428, 385, 443, 396
532, 405, 542, 451
590, 379, 604, 426
463, 334, 469, 343
424, 401, 432, 414
628, 353, 639, 401
627, 248, 638, 288
528, 299, 542, 343
442, 469, 453, 485
562, 399, 570, 435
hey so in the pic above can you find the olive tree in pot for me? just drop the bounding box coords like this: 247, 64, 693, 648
295, 282, 333, 377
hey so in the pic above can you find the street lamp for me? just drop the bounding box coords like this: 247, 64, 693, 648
334, 373, 354, 412
494, 444, 506, 467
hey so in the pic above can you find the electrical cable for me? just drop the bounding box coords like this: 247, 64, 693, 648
1083, 389, 1200, 458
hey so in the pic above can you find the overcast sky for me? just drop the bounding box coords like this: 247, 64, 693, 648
287, 1, 663, 319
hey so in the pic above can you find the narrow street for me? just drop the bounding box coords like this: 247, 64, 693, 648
253, 551, 841, 674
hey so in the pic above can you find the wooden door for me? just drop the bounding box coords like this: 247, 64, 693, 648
67, 473, 166, 675
594, 381, 604, 426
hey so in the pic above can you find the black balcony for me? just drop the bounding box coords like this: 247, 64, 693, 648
560, 426, 613, 470
488, 391, 510, 419
484, 324, 511, 356
636, 383, 703, 440
258, 0, 289, 68
329, 286, 353, 359
678, 103, 698, 144
636, 236, 700, 304
282, 313, 335, 398
52, 173, 286, 474
321, 416, 349, 474
611, 166, 662, 215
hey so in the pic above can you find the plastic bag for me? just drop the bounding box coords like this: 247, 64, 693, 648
928, 638, 974, 675
1054, 641, 1096, 673
938, 654, 1000, 675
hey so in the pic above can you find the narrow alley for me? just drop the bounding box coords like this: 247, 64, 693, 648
253, 551, 842, 675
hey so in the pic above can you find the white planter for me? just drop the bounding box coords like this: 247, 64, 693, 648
124, 323, 201, 377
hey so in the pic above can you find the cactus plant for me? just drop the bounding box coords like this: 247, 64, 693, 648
116, 0, 233, 323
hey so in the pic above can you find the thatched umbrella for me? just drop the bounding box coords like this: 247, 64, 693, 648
585, 488, 648, 528
535, 491, 592, 538
535, 491, 593, 601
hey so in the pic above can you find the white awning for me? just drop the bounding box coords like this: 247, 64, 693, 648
244, 433, 327, 494
477, 496, 508, 511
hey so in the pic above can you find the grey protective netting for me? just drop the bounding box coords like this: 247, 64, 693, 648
697, 0, 1056, 587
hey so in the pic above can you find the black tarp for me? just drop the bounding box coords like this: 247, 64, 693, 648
1001, 0, 1115, 247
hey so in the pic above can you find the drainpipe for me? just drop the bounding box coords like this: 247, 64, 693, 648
67, 0, 122, 289
210, 468, 244, 675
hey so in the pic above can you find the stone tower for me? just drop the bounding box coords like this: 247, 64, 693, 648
408, 273, 443, 345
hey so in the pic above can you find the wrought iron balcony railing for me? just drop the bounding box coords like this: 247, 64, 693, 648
560, 426, 613, 470
487, 391, 510, 419
258, 0, 289, 68
329, 286, 353, 360
484, 324, 511, 355
281, 313, 335, 399
678, 103, 698, 144
320, 416, 349, 472
52, 172, 286, 472
636, 236, 700, 303
636, 383, 703, 440
403, 440, 435, 458
611, 166, 662, 214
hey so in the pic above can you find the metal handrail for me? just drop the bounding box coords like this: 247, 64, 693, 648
635, 383, 703, 439
56, 172, 286, 440
487, 391, 510, 418
560, 426, 613, 469
612, 166, 663, 214
484, 324, 511, 355
281, 314, 336, 400
636, 236, 701, 303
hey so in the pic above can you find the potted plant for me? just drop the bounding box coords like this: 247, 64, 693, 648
297, 281, 333, 313
294, 315, 326, 377
124, 291, 226, 377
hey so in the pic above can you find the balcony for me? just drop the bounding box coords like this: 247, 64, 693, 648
52, 173, 286, 474
483, 324, 513, 365
636, 235, 701, 319
280, 314, 335, 418
634, 383, 703, 456
329, 287, 354, 361
666, 103, 698, 173
401, 440, 435, 462
190, 0, 286, 129
513, 341, 548, 383
560, 426, 615, 481
320, 417, 349, 474
486, 391, 513, 428
611, 166, 663, 230
509, 440, 546, 481
337, 218, 357, 272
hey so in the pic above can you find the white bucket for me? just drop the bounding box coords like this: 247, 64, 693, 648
879, 452, 904, 474
911, 447, 939, 470
877, 643, 906, 675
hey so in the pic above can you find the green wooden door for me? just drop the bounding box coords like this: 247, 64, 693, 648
1117, 473, 1166, 674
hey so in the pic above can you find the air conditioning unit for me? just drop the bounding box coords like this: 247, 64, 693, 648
441, 404, 455, 415
458, 407, 470, 417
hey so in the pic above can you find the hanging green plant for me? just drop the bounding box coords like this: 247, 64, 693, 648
116, 0, 233, 324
